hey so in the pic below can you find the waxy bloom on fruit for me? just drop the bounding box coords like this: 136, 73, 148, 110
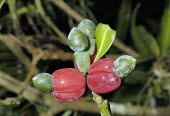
68, 27, 89, 52
78, 19, 96, 39
113, 55, 136, 77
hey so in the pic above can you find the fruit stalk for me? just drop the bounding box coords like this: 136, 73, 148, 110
92, 92, 112, 116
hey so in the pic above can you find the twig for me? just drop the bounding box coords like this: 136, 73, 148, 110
19, 50, 43, 94
35, 0, 66, 38
27, 15, 41, 34
113, 38, 139, 57
9, 34, 74, 61
52, 0, 85, 22
7, 0, 23, 35
0, 71, 41, 103
0, 34, 32, 70
0, 4, 35, 23
0, 97, 20, 105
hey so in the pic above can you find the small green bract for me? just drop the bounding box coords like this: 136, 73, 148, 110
113, 55, 136, 77
74, 51, 90, 73
32, 73, 54, 93
68, 27, 89, 52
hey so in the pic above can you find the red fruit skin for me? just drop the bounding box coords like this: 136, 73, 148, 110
87, 73, 121, 94
90, 50, 96, 64
88, 58, 114, 75
52, 68, 86, 93
52, 87, 85, 101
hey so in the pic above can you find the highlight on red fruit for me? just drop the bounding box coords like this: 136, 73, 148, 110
52, 68, 86, 101
87, 58, 121, 94
87, 73, 121, 94
88, 58, 114, 75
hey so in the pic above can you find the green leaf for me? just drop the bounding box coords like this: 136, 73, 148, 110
116, 0, 131, 40
131, 4, 149, 55
137, 25, 160, 57
94, 23, 116, 62
0, 0, 5, 10
158, 1, 170, 56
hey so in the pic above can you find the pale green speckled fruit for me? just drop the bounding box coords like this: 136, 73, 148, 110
68, 27, 89, 52
32, 73, 54, 93
78, 19, 96, 39
113, 55, 136, 77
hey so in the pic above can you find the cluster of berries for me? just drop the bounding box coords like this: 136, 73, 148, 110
32, 19, 136, 101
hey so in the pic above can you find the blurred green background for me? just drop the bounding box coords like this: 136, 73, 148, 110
0, 0, 170, 116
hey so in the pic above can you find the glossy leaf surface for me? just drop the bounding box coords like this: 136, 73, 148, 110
94, 23, 116, 62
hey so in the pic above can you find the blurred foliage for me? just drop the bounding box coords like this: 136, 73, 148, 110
0, 0, 170, 115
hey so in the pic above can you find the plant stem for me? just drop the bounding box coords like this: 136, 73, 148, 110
7, 0, 23, 35
113, 39, 139, 57
92, 92, 112, 116
0, 34, 32, 71
52, 0, 85, 22
34, 0, 66, 38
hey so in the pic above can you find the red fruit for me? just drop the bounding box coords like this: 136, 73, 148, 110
87, 73, 121, 94
87, 58, 121, 94
88, 58, 114, 75
52, 68, 86, 101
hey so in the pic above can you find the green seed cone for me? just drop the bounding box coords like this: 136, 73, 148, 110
113, 55, 136, 77
32, 73, 54, 93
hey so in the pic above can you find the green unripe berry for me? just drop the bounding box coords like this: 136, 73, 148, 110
78, 19, 96, 39
68, 27, 89, 52
32, 73, 54, 93
113, 55, 136, 77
